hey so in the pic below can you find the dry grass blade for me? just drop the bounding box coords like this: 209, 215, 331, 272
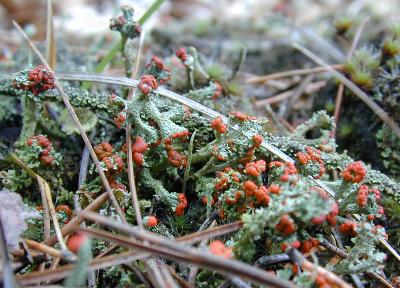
45, 0, 56, 69
12, 20, 127, 223
80, 211, 239, 246
36, 175, 67, 250
42, 192, 108, 247
57, 71, 293, 162
57, 71, 337, 198
126, 32, 145, 229
287, 248, 351, 288
24, 238, 60, 257
78, 227, 296, 288
293, 42, 400, 139
16, 251, 144, 285
247, 64, 342, 84
334, 19, 369, 131
177, 221, 242, 244
320, 239, 394, 288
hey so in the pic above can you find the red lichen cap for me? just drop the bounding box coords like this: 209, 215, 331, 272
342, 161, 367, 183
138, 75, 158, 95
209, 240, 233, 258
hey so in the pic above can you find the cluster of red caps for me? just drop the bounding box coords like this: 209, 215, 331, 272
281, 237, 320, 254
146, 56, 171, 84
14, 65, 55, 95
27, 135, 55, 166
296, 146, 326, 179
138, 74, 158, 95
94, 142, 125, 190
121, 136, 148, 167
342, 161, 367, 183
210, 116, 228, 134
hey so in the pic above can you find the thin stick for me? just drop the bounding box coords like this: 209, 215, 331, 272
167, 265, 195, 288
255, 254, 290, 267
255, 80, 326, 107
320, 238, 394, 288
16, 250, 145, 285
246, 64, 343, 84
126, 32, 145, 229
79, 227, 296, 288
145, 259, 167, 288
123, 263, 152, 288
183, 130, 197, 193
13, 20, 126, 223
333, 84, 345, 127
287, 248, 351, 288
42, 192, 109, 247
36, 175, 67, 251
159, 262, 180, 288
122, 31, 170, 288
293, 42, 400, 139
45, 0, 56, 69
39, 175, 51, 240
188, 220, 217, 284
334, 19, 369, 131
23, 239, 64, 260
78, 212, 294, 287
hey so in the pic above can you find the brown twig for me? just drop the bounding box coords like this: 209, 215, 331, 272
279, 74, 314, 118
123, 263, 152, 288
254, 81, 326, 107
320, 238, 394, 288
38, 176, 51, 241
23, 239, 76, 262
12, 20, 127, 223
78, 211, 294, 287
126, 32, 145, 229
293, 42, 400, 139
246, 64, 343, 84
334, 19, 369, 132
159, 262, 180, 288
167, 265, 195, 288
82, 210, 242, 245
188, 219, 217, 285
42, 192, 108, 247
177, 220, 242, 244
287, 248, 351, 288
78, 226, 296, 288
16, 250, 145, 285
45, 0, 56, 70
36, 175, 67, 251
255, 254, 290, 267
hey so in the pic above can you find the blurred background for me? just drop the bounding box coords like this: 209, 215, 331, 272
1, 0, 399, 41
1, 0, 400, 177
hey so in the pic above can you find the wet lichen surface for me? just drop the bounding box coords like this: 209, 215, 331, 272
1, 1, 400, 287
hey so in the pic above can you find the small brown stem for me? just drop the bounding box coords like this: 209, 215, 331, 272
42, 192, 109, 247
293, 42, 400, 139
125, 33, 145, 229
36, 175, 67, 251
79, 227, 296, 288
23, 239, 77, 262
320, 238, 394, 288
334, 19, 369, 133
247, 64, 343, 84
287, 248, 352, 288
